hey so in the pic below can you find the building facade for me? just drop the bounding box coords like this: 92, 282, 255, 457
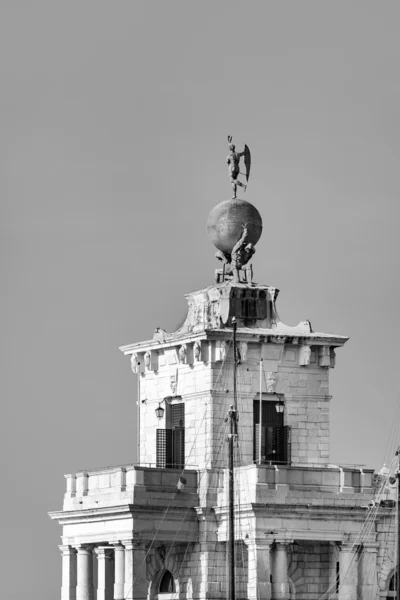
50, 196, 397, 600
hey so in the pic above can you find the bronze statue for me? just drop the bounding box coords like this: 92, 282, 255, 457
215, 223, 255, 282
226, 135, 251, 199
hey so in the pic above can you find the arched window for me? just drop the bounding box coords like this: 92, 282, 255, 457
159, 570, 175, 594
386, 572, 397, 599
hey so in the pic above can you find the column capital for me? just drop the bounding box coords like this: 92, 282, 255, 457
275, 540, 294, 549
361, 541, 379, 552
75, 544, 94, 554
121, 539, 142, 550
59, 544, 77, 555
339, 541, 359, 552
246, 537, 275, 549
95, 547, 114, 558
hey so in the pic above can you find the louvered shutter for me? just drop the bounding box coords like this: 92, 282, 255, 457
171, 403, 185, 428
171, 403, 185, 468
173, 427, 185, 469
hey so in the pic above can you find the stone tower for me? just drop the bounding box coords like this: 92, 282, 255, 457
122, 194, 347, 473
51, 146, 390, 600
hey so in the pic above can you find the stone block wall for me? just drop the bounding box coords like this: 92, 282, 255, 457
137, 336, 336, 469
289, 541, 331, 600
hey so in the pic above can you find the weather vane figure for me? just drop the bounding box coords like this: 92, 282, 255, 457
226, 135, 251, 199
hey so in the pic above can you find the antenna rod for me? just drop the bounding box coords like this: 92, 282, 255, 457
259, 358, 263, 464
227, 318, 238, 600
233, 319, 237, 411
137, 363, 141, 464
397, 447, 400, 600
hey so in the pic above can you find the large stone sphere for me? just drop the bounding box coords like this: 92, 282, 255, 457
207, 199, 263, 254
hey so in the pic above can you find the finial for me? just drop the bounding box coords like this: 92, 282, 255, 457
226, 135, 251, 199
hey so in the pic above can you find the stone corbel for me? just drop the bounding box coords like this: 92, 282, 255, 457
240, 341, 248, 362
299, 344, 311, 366
178, 344, 187, 364
144, 350, 159, 372
270, 335, 286, 344
330, 347, 336, 368
193, 341, 202, 363
130, 353, 145, 374
215, 340, 228, 362
319, 346, 331, 367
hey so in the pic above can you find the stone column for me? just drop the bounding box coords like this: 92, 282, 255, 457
246, 539, 272, 600
95, 547, 114, 600
60, 545, 77, 600
124, 541, 148, 600
339, 543, 358, 600
114, 544, 125, 600
271, 542, 290, 600
76, 545, 94, 600
357, 543, 378, 600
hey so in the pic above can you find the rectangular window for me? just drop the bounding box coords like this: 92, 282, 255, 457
253, 397, 290, 464
156, 402, 185, 469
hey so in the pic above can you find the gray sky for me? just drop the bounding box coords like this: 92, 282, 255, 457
1, 2, 400, 598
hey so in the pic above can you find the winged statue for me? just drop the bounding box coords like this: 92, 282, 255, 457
226, 135, 251, 199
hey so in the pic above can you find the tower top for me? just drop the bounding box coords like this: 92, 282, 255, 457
207, 138, 262, 285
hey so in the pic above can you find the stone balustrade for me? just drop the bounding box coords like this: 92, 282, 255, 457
216, 463, 375, 511
251, 463, 374, 492
63, 465, 198, 511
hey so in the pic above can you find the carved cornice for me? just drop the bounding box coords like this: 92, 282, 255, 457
49, 504, 198, 526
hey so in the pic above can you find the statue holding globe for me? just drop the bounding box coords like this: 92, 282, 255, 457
206, 136, 262, 283
215, 223, 255, 283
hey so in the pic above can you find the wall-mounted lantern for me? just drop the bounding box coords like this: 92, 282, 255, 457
155, 403, 165, 420
155, 395, 182, 420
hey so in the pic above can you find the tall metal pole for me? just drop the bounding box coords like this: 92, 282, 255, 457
396, 447, 400, 600
233, 319, 237, 411
137, 363, 141, 465
258, 358, 263, 464
227, 318, 238, 600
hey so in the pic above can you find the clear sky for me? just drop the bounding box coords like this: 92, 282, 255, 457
1, 2, 400, 598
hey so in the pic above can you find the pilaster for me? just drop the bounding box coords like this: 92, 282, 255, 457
123, 540, 148, 600
60, 545, 77, 600
339, 543, 359, 600
246, 539, 273, 600
357, 542, 378, 600
95, 547, 114, 600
